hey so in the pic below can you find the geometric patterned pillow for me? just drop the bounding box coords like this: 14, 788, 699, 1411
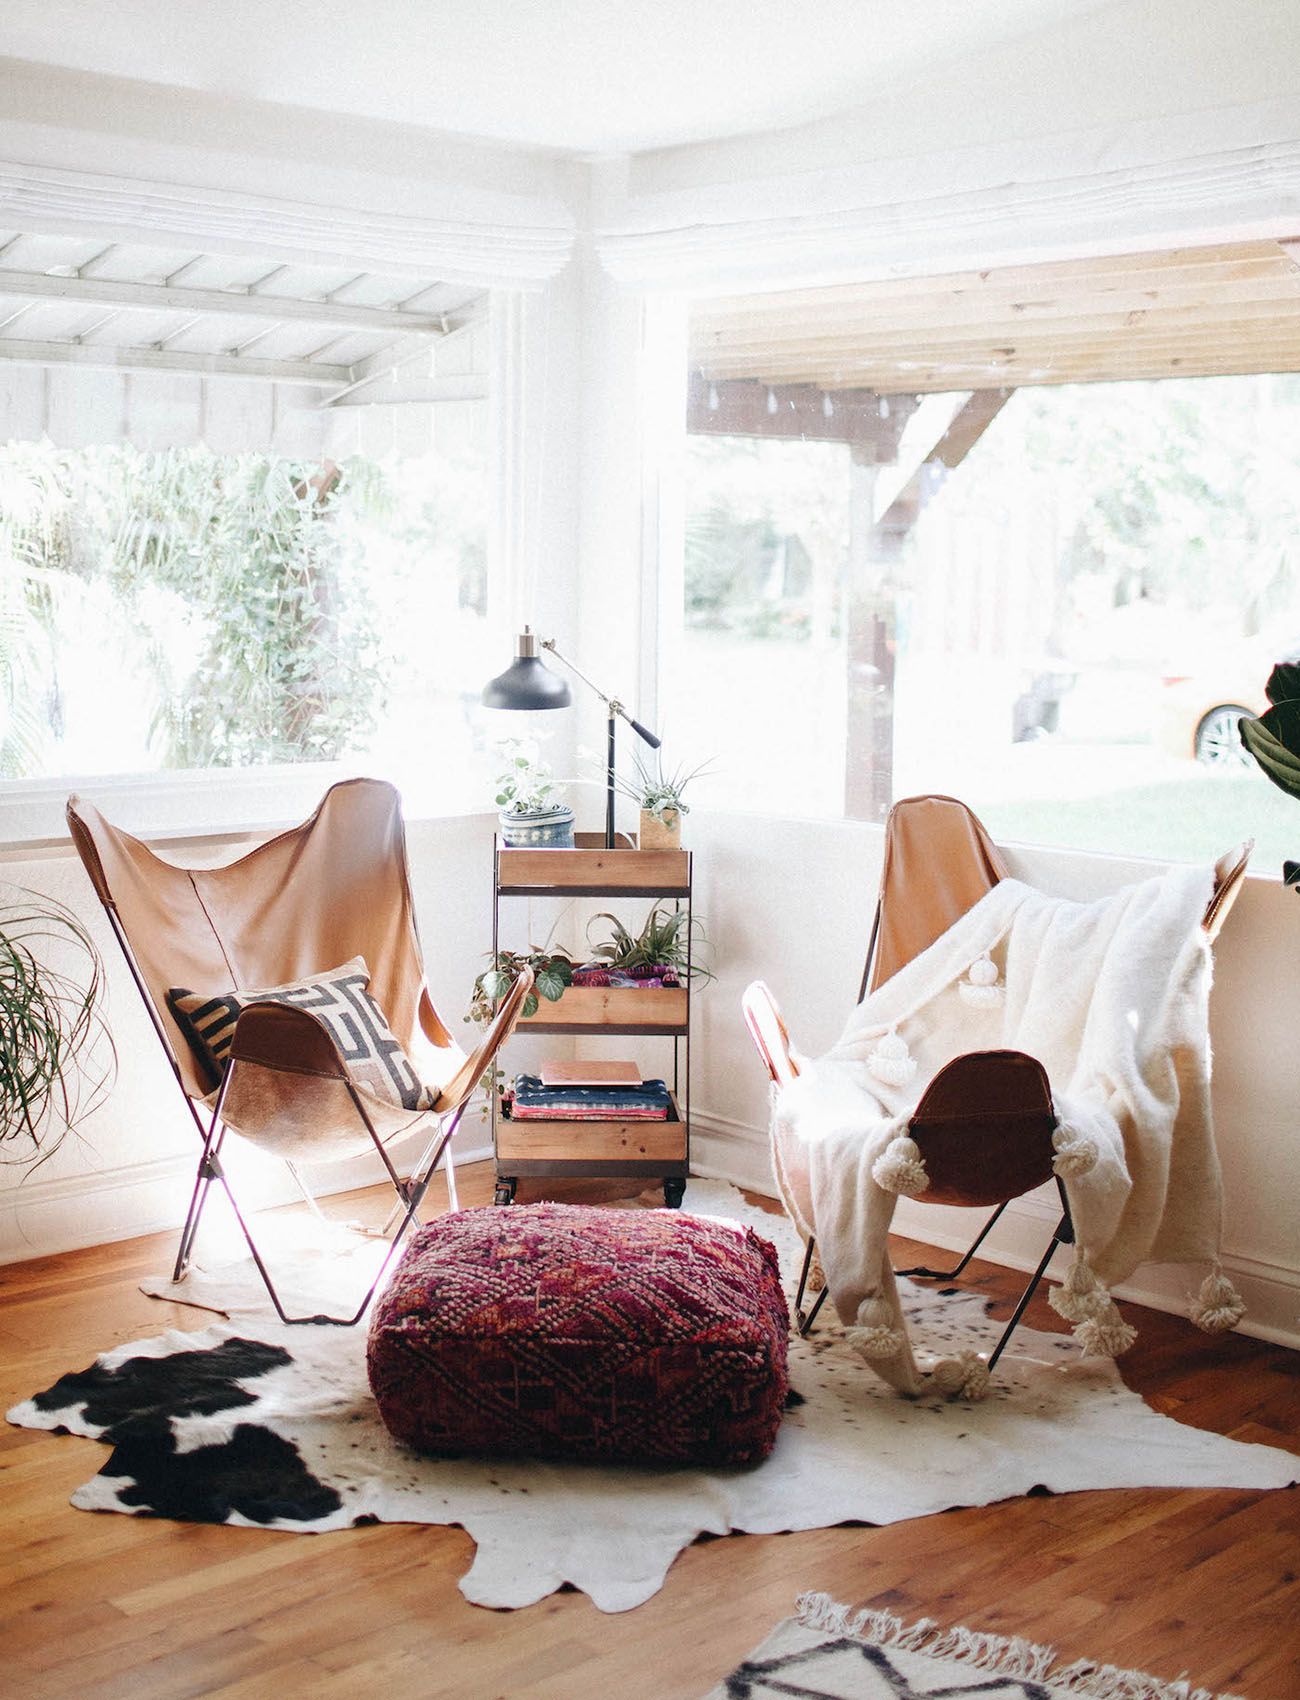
166, 955, 435, 1111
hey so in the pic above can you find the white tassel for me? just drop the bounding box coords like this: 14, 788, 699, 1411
1048, 1255, 1109, 1324
867, 1028, 917, 1086
1075, 1300, 1138, 1358
959, 951, 1004, 1007
871, 1134, 929, 1196
846, 1295, 905, 1359
931, 1351, 990, 1401
1051, 1120, 1098, 1178
1191, 1267, 1246, 1333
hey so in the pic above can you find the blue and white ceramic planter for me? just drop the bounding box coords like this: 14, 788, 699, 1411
499, 805, 575, 849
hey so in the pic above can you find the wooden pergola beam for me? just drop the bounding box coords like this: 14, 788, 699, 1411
686, 375, 917, 456
0, 266, 474, 335
0, 337, 351, 385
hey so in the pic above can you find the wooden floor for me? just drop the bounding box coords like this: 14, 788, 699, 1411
2, 1164, 1297, 1700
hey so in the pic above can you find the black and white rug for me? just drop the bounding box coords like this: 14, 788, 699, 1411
8, 1182, 1295, 1613
704, 1592, 1244, 1700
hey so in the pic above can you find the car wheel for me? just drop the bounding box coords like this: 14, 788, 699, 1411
1194, 704, 1256, 766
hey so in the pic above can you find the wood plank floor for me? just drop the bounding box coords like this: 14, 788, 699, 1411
2, 1165, 1297, 1700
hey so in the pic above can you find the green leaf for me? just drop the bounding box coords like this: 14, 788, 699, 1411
522, 992, 539, 1019
1266, 663, 1300, 706
535, 968, 568, 1002
1241, 707, 1300, 801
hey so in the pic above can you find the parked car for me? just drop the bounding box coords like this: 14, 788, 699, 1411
1157, 640, 1300, 765
1011, 663, 1076, 742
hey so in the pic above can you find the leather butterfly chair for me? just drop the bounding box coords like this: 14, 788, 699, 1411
66, 778, 533, 1326
743, 793, 1250, 1370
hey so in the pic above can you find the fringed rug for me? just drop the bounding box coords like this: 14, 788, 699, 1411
7, 1182, 1295, 1614
705, 1592, 1245, 1700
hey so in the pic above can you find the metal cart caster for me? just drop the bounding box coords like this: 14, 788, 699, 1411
493, 1177, 517, 1206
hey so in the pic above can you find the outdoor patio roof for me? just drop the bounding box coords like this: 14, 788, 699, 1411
0, 230, 486, 405
690, 239, 1300, 394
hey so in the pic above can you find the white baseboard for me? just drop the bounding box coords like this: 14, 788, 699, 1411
688, 1109, 1300, 1352
0, 1132, 497, 1266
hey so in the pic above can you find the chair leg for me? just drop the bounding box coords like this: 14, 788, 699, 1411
985, 1178, 1075, 1371
172, 1097, 232, 1281
197, 1077, 456, 1327
794, 1234, 831, 1337
172, 1161, 215, 1282
893, 1200, 1010, 1281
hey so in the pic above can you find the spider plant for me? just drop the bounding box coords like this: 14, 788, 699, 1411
0, 888, 115, 1167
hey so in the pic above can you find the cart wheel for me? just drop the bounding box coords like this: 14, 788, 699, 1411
493, 1178, 517, 1206
662, 1177, 686, 1209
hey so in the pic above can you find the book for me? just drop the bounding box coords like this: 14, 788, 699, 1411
537, 1059, 643, 1088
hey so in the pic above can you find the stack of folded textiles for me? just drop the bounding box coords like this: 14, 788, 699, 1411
510, 1074, 674, 1121
570, 965, 681, 988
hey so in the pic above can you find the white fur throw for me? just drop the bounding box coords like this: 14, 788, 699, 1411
771, 863, 1245, 1398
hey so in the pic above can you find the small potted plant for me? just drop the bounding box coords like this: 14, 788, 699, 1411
612, 752, 711, 850
1, 886, 115, 1169
493, 739, 575, 849
467, 944, 576, 1023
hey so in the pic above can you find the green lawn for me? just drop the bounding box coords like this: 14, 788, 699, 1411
978, 771, 1299, 873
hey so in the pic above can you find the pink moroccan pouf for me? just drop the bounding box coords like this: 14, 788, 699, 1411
366, 1202, 789, 1466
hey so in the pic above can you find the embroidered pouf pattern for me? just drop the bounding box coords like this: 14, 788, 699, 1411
366, 1202, 789, 1466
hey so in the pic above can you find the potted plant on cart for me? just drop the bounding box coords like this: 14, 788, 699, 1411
611, 752, 712, 850
493, 739, 575, 848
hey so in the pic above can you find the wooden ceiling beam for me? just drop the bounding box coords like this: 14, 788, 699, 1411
695, 241, 1296, 322
696, 321, 1300, 381
692, 279, 1300, 353
0, 336, 351, 385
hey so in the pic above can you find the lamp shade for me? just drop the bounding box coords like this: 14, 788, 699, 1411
481, 632, 572, 710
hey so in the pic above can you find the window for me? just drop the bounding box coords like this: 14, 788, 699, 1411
670, 242, 1300, 869
0, 231, 498, 836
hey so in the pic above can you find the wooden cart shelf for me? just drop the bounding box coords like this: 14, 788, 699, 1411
490, 838, 694, 1208
519, 984, 688, 1032
497, 845, 689, 897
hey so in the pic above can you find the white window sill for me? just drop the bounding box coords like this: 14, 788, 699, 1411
0, 764, 492, 856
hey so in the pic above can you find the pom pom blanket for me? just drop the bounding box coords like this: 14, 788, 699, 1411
771, 862, 1246, 1398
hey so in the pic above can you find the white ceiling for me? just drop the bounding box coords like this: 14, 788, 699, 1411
0, 0, 1114, 155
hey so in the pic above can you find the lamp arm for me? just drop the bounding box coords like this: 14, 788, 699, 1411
540, 639, 660, 748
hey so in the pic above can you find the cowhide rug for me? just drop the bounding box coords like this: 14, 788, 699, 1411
7, 1182, 1295, 1614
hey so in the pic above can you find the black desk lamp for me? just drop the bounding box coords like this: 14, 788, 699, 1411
482, 628, 660, 848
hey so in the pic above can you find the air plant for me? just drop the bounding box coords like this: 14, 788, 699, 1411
1239, 660, 1300, 888
0, 888, 115, 1166
609, 750, 713, 821
585, 904, 713, 984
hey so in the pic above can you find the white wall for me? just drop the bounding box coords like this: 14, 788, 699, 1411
686, 810, 1300, 1349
